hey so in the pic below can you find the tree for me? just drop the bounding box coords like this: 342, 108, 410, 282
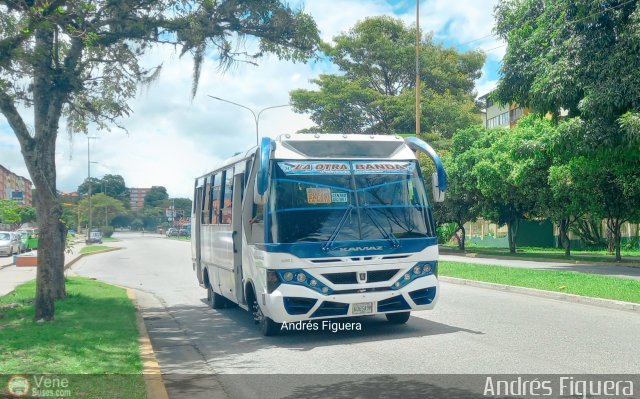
144, 186, 169, 208
290, 16, 484, 137
0, 199, 35, 229
0, 0, 319, 320
172, 198, 193, 219
78, 193, 127, 228
434, 126, 486, 250
494, 0, 640, 260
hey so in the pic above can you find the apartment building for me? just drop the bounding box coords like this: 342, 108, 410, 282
478, 91, 528, 128
0, 165, 32, 206
129, 187, 151, 210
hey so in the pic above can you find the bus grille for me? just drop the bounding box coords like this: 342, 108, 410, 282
377, 295, 411, 312
409, 287, 437, 305
310, 301, 349, 318
283, 297, 318, 315
322, 269, 399, 285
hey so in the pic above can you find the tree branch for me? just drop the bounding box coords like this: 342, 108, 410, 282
0, 85, 34, 149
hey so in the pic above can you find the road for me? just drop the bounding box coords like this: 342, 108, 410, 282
71, 233, 640, 398
441, 254, 640, 280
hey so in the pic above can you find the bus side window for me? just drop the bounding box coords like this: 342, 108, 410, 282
221, 168, 234, 225
202, 176, 210, 224
212, 172, 222, 225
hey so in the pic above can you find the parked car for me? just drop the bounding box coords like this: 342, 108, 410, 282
86, 230, 103, 244
178, 228, 190, 237
15, 230, 28, 253
16, 228, 38, 250
0, 231, 21, 257
166, 228, 178, 237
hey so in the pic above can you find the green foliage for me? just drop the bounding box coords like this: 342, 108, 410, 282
290, 16, 484, 137
101, 226, 114, 238
144, 186, 169, 208
0, 199, 35, 228
78, 193, 128, 227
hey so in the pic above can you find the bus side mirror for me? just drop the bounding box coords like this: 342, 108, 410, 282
254, 183, 267, 205
432, 172, 445, 202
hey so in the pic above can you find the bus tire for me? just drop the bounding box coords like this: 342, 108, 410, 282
250, 296, 280, 336
385, 311, 410, 324
207, 284, 226, 309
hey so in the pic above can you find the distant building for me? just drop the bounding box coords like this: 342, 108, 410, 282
478, 91, 528, 128
129, 187, 151, 210
0, 165, 32, 206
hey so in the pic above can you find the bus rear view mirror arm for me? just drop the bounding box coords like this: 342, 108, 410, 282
404, 137, 447, 202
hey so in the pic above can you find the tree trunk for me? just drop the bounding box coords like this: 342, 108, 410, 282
507, 219, 519, 254
458, 224, 466, 251
559, 218, 571, 256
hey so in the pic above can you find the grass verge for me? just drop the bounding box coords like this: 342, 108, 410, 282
79, 245, 112, 254
440, 261, 640, 304
0, 277, 145, 398
442, 245, 640, 265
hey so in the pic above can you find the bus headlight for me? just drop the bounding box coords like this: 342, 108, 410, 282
275, 269, 333, 295
412, 265, 422, 275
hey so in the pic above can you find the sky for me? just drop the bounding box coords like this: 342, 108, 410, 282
0, 0, 504, 199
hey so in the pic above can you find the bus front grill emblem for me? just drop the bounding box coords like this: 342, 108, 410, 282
357, 272, 367, 284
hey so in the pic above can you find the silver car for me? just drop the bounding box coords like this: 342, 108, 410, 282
0, 231, 21, 257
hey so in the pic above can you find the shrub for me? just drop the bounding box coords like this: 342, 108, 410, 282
101, 226, 114, 238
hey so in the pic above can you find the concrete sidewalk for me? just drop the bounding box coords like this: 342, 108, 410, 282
0, 240, 119, 296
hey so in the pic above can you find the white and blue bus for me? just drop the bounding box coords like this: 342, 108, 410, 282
192, 133, 447, 335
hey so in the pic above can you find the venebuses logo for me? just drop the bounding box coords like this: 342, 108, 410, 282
6, 375, 30, 397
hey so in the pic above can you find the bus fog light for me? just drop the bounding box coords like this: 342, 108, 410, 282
296, 273, 307, 283
322, 287, 329, 293
404, 273, 411, 280
309, 279, 317, 287
412, 265, 422, 275
394, 282, 400, 288
283, 272, 294, 282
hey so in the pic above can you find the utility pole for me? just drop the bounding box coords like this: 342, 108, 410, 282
87, 136, 99, 238
416, 0, 421, 137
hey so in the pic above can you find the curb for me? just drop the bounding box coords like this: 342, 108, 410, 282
64, 247, 123, 270
126, 289, 170, 399
439, 276, 640, 313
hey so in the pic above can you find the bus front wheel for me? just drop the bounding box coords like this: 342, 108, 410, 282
251, 298, 281, 336
385, 311, 410, 324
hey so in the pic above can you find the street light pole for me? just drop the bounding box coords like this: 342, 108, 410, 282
207, 95, 291, 146
87, 136, 99, 236
416, 0, 421, 137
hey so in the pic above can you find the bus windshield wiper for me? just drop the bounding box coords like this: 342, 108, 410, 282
362, 205, 400, 248
322, 205, 354, 252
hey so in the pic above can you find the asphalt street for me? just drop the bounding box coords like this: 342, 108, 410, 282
71, 233, 640, 398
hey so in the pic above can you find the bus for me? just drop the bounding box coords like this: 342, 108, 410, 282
192, 133, 447, 335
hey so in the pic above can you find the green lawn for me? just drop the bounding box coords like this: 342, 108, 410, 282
442, 245, 640, 265
440, 261, 640, 304
79, 245, 112, 254
0, 277, 146, 398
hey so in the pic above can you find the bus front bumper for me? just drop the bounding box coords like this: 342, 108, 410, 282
262, 275, 439, 324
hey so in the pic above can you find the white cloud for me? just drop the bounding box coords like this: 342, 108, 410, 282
0, 0, 504, 199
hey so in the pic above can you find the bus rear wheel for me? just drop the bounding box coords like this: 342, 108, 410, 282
385, 311, 410, 324
251, 298, 281, 336
207, 284, 227, 309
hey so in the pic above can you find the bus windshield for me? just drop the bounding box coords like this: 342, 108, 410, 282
269, 160, 434, 244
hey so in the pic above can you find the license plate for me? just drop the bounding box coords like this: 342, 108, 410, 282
352, 302, 373, 315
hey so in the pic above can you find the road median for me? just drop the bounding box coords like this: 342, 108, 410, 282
0, 277, 147, 398
440, 261, 640, 313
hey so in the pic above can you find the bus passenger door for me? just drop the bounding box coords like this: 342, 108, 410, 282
232, 172, 245, 305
